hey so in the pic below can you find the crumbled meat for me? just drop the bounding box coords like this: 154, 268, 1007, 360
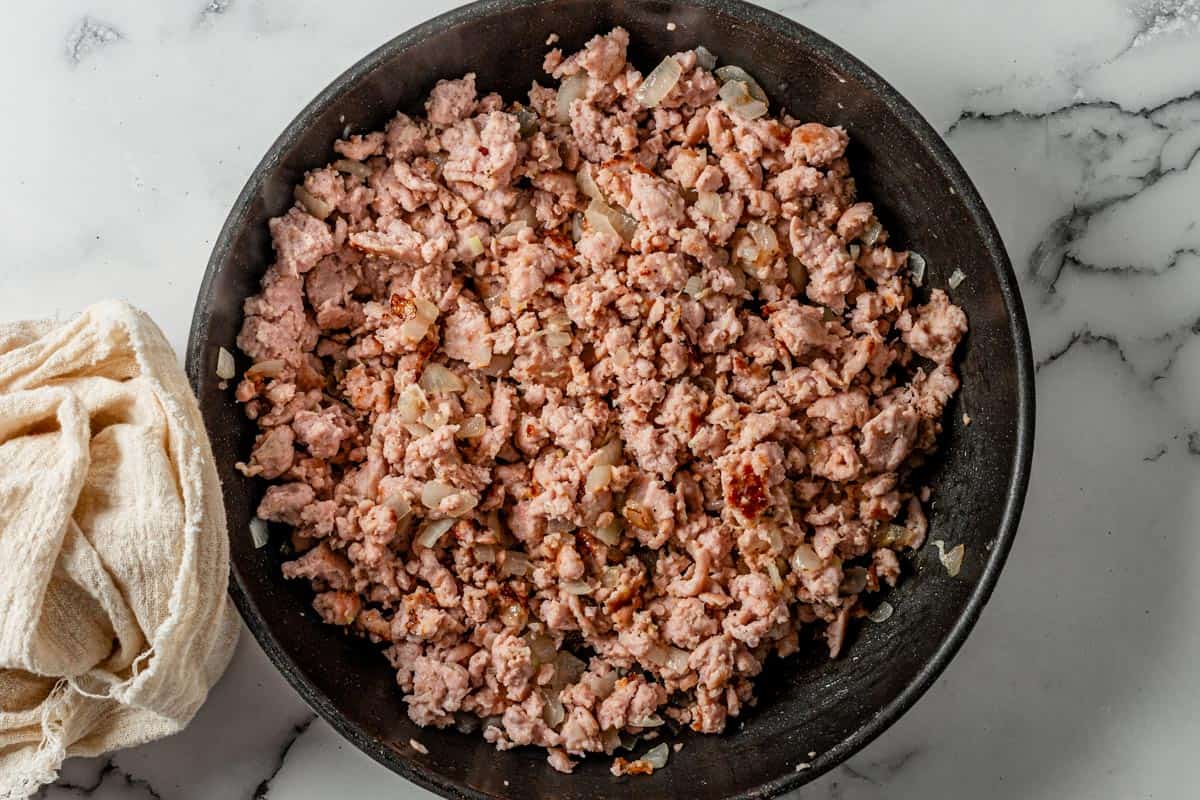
236, 28, 967, 772
897, 289, 968, 364
269, 208, 335, 276
426, 74, 478, 126
859, 403, 920, 472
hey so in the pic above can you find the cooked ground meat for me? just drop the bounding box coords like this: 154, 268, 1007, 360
235, 28, 967, 774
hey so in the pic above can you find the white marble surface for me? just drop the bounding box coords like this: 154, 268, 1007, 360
6, 0, 1200, 797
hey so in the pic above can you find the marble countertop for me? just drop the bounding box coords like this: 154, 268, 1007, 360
8, 0, 1200, 797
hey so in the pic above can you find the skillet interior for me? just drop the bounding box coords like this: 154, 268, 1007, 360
186, 1, 1034, 797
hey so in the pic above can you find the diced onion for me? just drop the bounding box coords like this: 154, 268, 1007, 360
694, 45, 717, 71
593, 519, 623, 546
416, 517, 455, 549
396, 384, 429, 423
594, 439, 624, 467
421, 480, 457, 510
584, 200, 616, 238
500, 550, 530, 577
484, 509, 504, 539
768, 527, 787, 554
718, 80, 768, 120
602, 727, 622, 753
695, 191, 723, 220
840, 567, 868, 594
550, 521, 576, 538
466, 235, 485, 257
483, 352, 515, 376
295, 185, 334, 220
643, 743, 670, 770
601, 566, 621, 588
874, 523, 914, 548
665, 647, 690, 673
868, 601, 895, 623
450, 494, 478, 518
475, 543, 496, 563
545, 330, 572, 348
933, 540, 965, 577
948, 268, 966, 289
399, 297, 438, 344
585, 197, 637, 242
415, 406, 444, 431
766, 561, 784, 591
456, 414, 487, 440
462, 375, 489, 409
513, 202, 539, 228
584, 669, 618, 698
544, 311, 571, 331
419, 363, 466, 394
645, 642, 670, 667
399, 316, 433, 344
529, 634, 558, 664
848, 243, 861, 262
553, 651, 587, 688
635, 56, 683, 108
735, 220, 779, 277
586, 464, 613, 493
562, 580, 592, 595
215, 347, 235, 380
403, 422, 432, 438
333, 158, 372, 178
556, 73, 588, 123
383, 491, 412, 519
714, 65, 767, 102
630, 715, 665, 728
732, 229, 759, 269
413, 297, 440, 322
246, 359, 286, 380
748, 220, 779, 260
862, 220, 883, 247
909, 252, 927, 287
500, 601, 528, 629
498, 220, 530, 238
576, 166, 602, 200
396, 512, 415, 540
683, 274, 705, 297
542, 692, 566, 727
790, 543, 822, 573
249, 517, 270, 549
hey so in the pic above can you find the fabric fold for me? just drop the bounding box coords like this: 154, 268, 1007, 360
0, 301, 238, 799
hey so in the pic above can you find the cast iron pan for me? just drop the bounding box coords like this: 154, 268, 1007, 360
185, 1, 1035, 797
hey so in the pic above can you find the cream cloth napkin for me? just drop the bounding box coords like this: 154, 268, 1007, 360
0, 300, 238, 799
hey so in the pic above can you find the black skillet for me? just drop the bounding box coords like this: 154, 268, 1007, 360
186, 1, 1035, 797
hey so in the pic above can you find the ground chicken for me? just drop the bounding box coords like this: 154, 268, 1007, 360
235, 27, 967, 773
